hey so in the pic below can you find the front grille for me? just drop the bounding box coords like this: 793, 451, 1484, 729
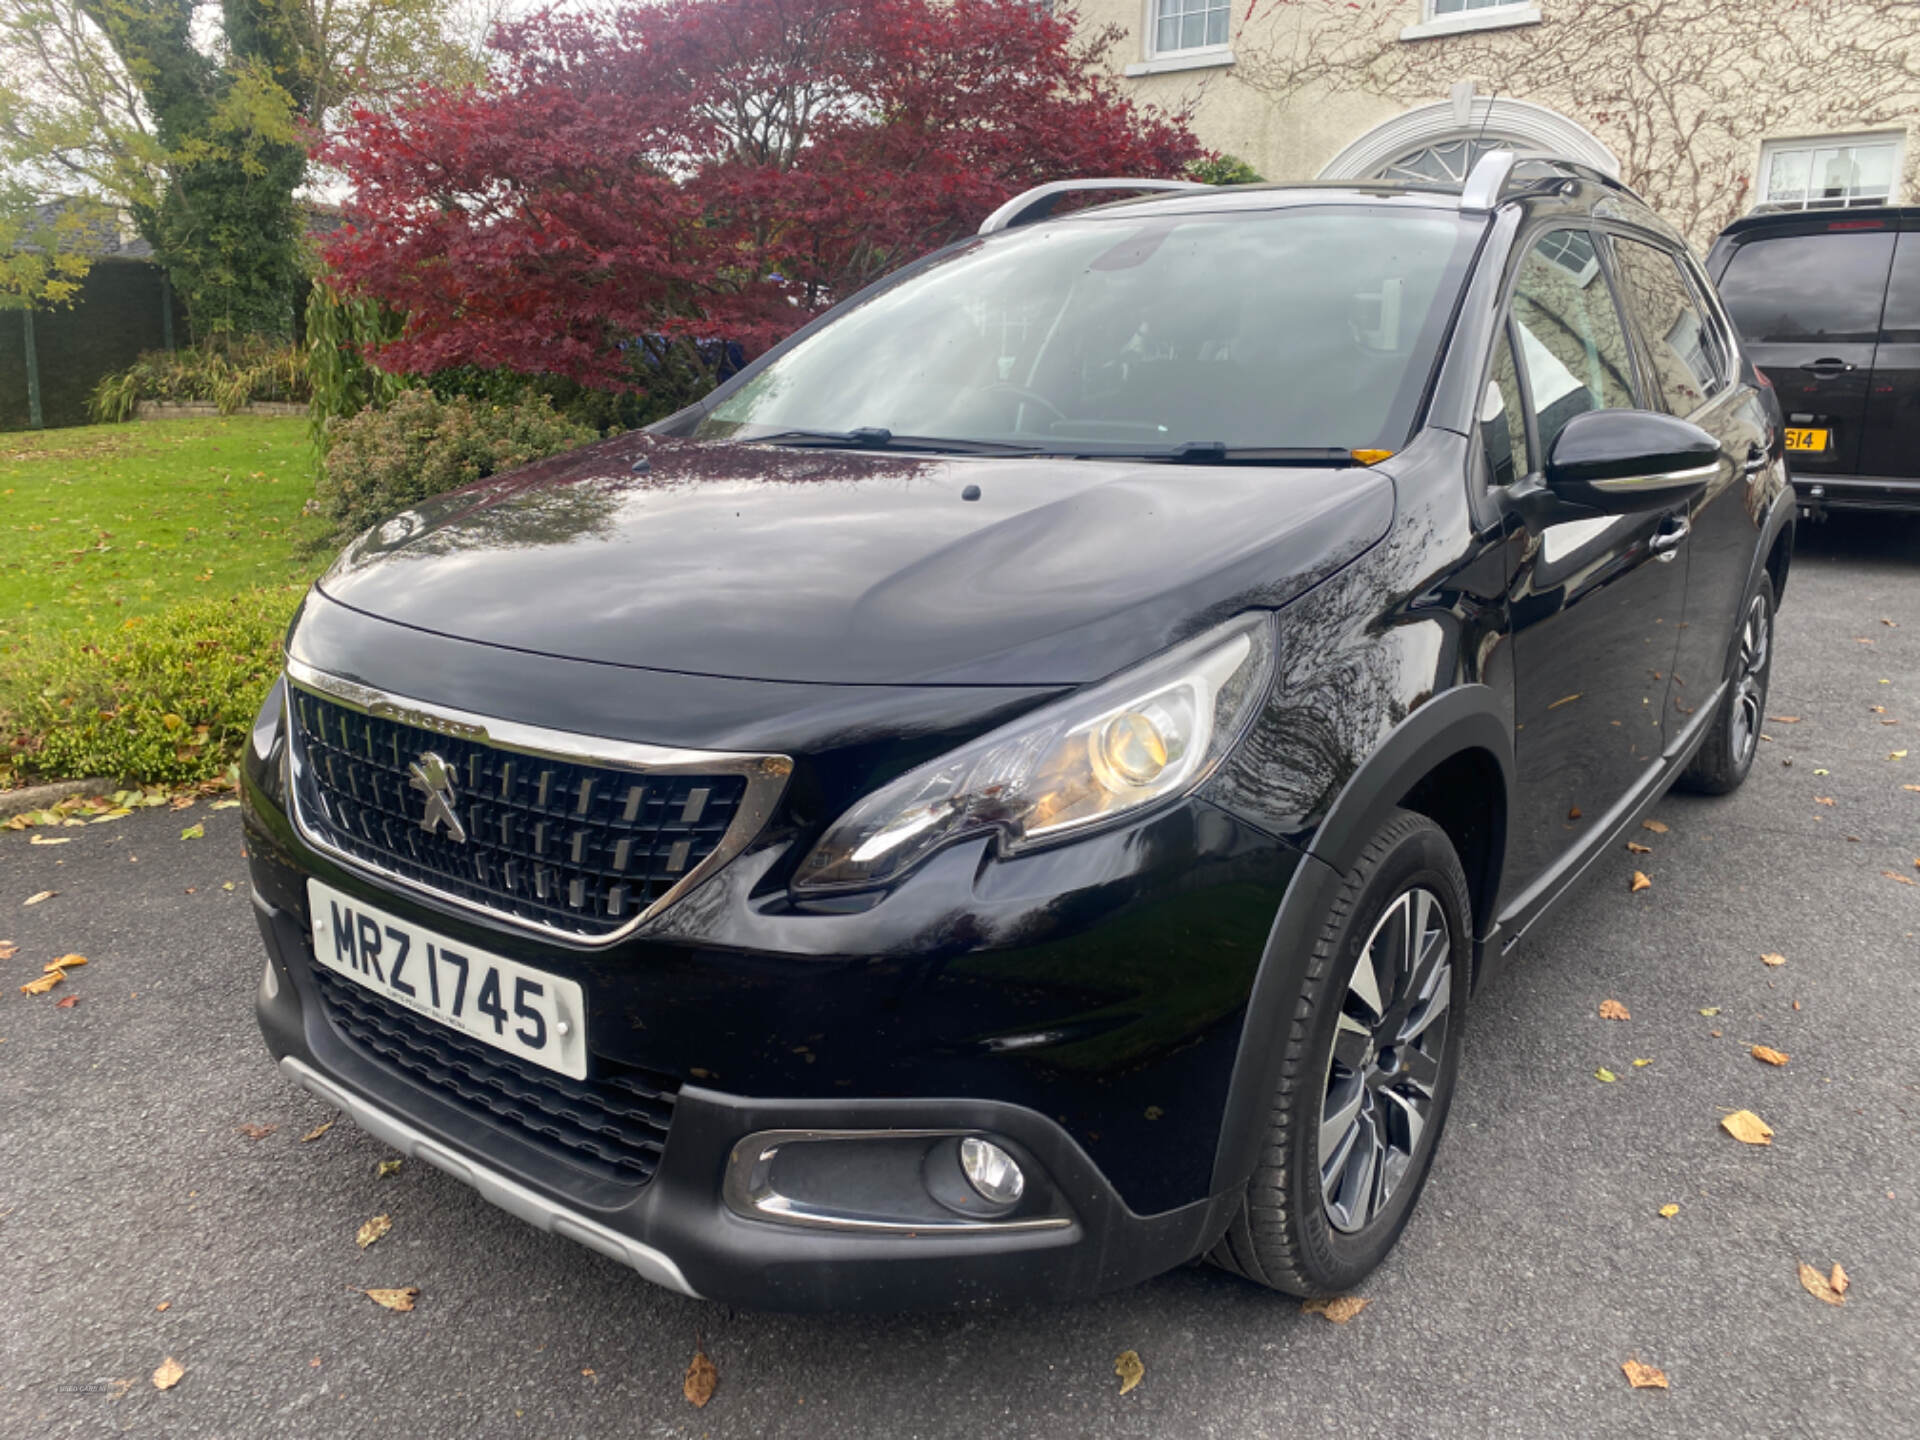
313, 968, 677, 1186
288, 688, 747, 938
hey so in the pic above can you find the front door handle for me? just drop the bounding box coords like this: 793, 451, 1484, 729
1650, 515, 1690, 561
1799, 357, 1855, 377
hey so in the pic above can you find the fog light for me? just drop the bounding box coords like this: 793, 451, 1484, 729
959, 1137, 1025, 1205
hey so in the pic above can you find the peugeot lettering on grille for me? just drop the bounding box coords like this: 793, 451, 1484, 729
408, 751, 467, 843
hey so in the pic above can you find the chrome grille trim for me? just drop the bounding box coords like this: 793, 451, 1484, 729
281, 657, 792, 948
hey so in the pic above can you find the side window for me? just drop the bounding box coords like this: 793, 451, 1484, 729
1480, 325, 1530, 486
1610, 236, 1725, 415
1510, 229, 1637, 458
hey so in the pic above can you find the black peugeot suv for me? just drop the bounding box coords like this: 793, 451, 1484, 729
244, 153, 1794, 1310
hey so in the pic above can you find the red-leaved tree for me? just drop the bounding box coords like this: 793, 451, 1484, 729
318, 0, 1206, 396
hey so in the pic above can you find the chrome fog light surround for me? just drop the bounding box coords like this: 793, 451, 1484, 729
723, 1128, 1069, 1235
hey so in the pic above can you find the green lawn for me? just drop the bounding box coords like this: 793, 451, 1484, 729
0, 416, 323, 647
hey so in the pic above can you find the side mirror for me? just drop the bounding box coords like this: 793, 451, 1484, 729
1543, 409, 1720, 513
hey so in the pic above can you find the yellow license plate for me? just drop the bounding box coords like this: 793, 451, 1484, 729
1784, 427, 1830, 452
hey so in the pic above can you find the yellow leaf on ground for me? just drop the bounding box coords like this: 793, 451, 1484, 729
1659, 1204, 1680, 1218
1904, 785, 1920, 793
1549, 693, 1582, 710
1642, 820, 1669, 833
1751, 1045, 1789, 1066
1633, 1058, 1653, 1067
23, 890, 55, 906
376, 1158, 402, 1179
1114, 1349, 1145, 1394
28, 835, 70, 846
1830, 1263, 1849, 1296
1626, 841, 1652, 854
1722, 1110, 1774, 1145
1599, 999, 1631, 1021
1768, 715, 1801, 724
1798, 1262, 1846, 1306
1815, 796, 1836, 806
356, 1214, 392, 1249
179, 823, 204, 841
236, 1123, 276, 1141
152, 1357, 185, 1391
0, 940, 16, 960
1621, 1358, 1669, 1390
1302, 1295, 1370, 1324
684, 1348, 719, 1408
20, 971, 63, 995
1760, 952, 1786, 967
46, 953, 85, 971
363, 1287, 419, 1312
1631, 872, 1652, 893
1884, 871, 1918, 887
1595, 1068, 1618, 1083
1893, 751, 1909, 761
1699, 1007, 1721, 1017
301, 1119, 335, 1143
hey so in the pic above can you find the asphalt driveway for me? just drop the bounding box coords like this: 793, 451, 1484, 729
4, 512, 1917, 1439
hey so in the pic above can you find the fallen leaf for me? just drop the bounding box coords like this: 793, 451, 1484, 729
210, 799, 241, 810
55, 994, 77, 1009
1302, 1294, 1370, 1324
1813, 768, 1829, 776
1711, 1030, 1722, 1037
1114, 1348, 1145, 1394
1885, 871, 1918, 887
0, 941, 16, 960
236, 1123, 276, 1141
376, 1158, 403, 1179
152, 1357, 185, 1391
1633, 1058, 1653, 1067
1699, 1007, 1721, 1017
1641, 819, 1669, 834
1830, 1263, 1849, 1296
1904, 785, 1920, 793
46, 953, 84, 971
28, 835, 70, 846
1626, 841, 1653, 854
1722, 1110, 1773, 1145
20, 971, 62, 995
1751, 1045, 1789, 1066
684, 1348, 719, 1407
1873, 705, 1888, 714
1599, 999, 1631, 1021
23, 890, 55, 906
356, 1214, 392, 1249
1596, 1067, 1618, 1083
363, 1287, 419, 1312
156, 1302, 169, 1312
1768, 715, 1801, 724
179, 823, 204, 841
1659, 1204, 1680, 1218
1884, 618, 1898, 627
1798, 1262, 1845, 1306
1631, 871, 1652, 893
1760, 952, 1786, 967
1893, 750, 1910, 760
581, 1367, 595, 1380
301, 1119, 335, 1143
1621, 1358, 1669, 1390
1568, 805, 1583, 820
1548, 693, 1582, 710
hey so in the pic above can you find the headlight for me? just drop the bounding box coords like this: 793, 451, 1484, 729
793, 614, 1274, 893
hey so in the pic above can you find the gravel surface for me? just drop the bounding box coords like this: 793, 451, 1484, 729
3, 512, 1916, 1438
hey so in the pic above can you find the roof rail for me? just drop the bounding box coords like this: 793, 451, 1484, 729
1460, 149, 1646, 214
978, 178, 1210, 235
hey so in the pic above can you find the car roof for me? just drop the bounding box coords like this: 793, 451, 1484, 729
1717, 206, 1920, 242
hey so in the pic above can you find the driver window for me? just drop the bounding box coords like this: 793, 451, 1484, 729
1481, 325, 1529, 487
1509, 229, 1636, 459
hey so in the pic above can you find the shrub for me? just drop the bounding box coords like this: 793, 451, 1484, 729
311, 388, 598, 546
0, 588, 301, 786
91, 338, 312, 422
1187, 154, 1265, 186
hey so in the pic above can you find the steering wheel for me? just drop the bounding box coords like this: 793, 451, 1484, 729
984, 383, 1068, 423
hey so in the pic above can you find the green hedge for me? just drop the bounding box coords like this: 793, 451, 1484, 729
90, 338, 311, 423
0, 587, 300, 786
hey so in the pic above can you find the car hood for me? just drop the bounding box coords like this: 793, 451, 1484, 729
316, 433, 1394, 686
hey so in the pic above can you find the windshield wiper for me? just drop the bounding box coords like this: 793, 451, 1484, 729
749, 428, 1046, 457
1089, 442, 1363, 466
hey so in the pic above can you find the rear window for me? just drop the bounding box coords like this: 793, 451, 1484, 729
699, 208, 1484, 454
1717, 232, 1894, 344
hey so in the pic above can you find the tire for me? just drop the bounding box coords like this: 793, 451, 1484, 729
1676, 574, 1775, 796
1209, 808, 1471, 1297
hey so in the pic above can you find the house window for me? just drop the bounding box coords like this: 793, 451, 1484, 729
1757, 135, 1902, 211
1153, 0, 1230, 55
1429, 0, 1530, 14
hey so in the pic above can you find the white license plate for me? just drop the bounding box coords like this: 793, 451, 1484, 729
306, 879, 588, 1080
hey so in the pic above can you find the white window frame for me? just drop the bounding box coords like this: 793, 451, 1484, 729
1401, 1, 1542, 43
1125, 0, 1235, 77
1754, 131, 1906, 212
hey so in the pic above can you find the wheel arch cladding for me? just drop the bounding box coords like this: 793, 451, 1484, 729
1207, 686, 1511, 1201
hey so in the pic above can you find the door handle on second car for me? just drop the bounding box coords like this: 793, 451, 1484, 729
1650, 514, 1690, 562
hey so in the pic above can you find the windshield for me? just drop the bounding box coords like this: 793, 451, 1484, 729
697, 206, 1482, 455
